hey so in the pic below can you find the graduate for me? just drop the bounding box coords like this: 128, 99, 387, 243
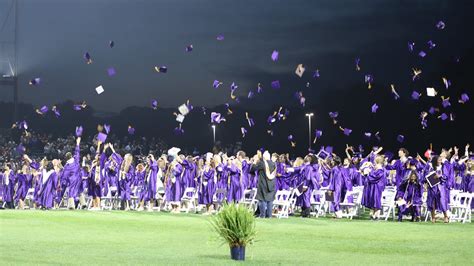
90, 141, 104, 210
14, 163, 32, 209
2, 163, 15, 209
396, 161, 423, 222
297, 154, 320, 218
423, 155, 449, 223
329, 157, 354, 218
227, 157, 243, 203
38, 159, 60, 210
61, 136, 82, 209
118, 153, 134, 211
361, 155, 387, 220
198, 153, 216, 214
165, 150, 184, 213
385, 148, 410, 188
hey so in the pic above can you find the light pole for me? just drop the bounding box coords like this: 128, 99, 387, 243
305, 113, 314, 151
211, 125, 216, 144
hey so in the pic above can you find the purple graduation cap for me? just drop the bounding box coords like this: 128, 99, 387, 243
329, 111, 338, 119
52, 106, 61, 118
75, 126, 83, 137
316, 149, 330, 160
442, 77, 451, 89
185, 44, 193, 52
436, 21, 445, 30
439, 113, 448, 121
109, 40, 114, 48
428, 106, 438, 114
374, 131, 381, 141
245, 112, 255, 127
271, 50, 279, 61
408, 42, 415, 52
391, 85, 400, 100
84, 52, 92, 64
411, 91, 421, 100
19, 120, 28, 130
155, 66, 167, 73
211, 112, 225, 124
441, 97, 451, 108
364, 132, 372, 138
29, 78, 41, 86
340, 127, 352, 136
295, 91, 305, 107
213, 80, 222, 88
30, 161, 40, 170
427, 40, 436, 49
271, 80, 280, 89
459, 93, 469, 104
151, 99, 158, 110
371, 103, 379, 113
128, 126, 135, 135
313, 129, 322, 143
355, 58, 361, 71
247, 90, 255, 99
313, 69, 320, 78
241, 127, 247, 138
73, 105, 82, 111
418, 51, 427, 58
288, 135, 296, 147
230, 82, 238, 91
216, 34, 224, 41
267, 114, 276, 124
37, 105, 49, 115
97, 132, 107, 142
287, 135, 294, 141
397, 134, 405, 143
257, 83, 263, 93
364, 74, 373, 89
107, 67, 116, 76
104, 124, 111, 134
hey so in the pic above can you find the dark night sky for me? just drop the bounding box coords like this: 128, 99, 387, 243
0, 0, 473, 154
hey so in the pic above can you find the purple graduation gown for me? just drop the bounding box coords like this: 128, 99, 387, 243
227, 163, 243, 202
2, 171, 14, 203
62, 144, 82, 199
39, 170, 59, 209
198, 168, 216, 204
165, 163, 184, 203
118, 166, 134, 201
15, 173, 32, 201
362, 168, 387, 209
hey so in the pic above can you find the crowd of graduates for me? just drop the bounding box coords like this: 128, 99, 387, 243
1, 131, 472, 223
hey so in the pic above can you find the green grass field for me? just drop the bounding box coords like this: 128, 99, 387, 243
1, 210, 473, 265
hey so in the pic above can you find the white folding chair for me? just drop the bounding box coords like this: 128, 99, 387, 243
58, 187, 69, 209
310, 189, 326, 217
212, 188, 227, 212
380, 189, 396, 221
240, 188, 258, 212
449, 192, 472, 223
101, 186, 117, 210
272, 190, 292, 219
339, 189, 363, 220
24, 188, 35, 209
181, 187, 198, 213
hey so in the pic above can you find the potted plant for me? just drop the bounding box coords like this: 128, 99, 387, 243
210, 203, 257, 261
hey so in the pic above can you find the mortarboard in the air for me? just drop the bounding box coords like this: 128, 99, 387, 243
29, 78, 41, 86
436, 21, 445, 30
37, 106, 49, 115
418, 51, 427, 58
154, 66, 167, 73
84, 52, 92, 64
316, 149, 329, 160
95, 85, 105, 95
442, 77, 451, 89
271, 80, 280, 89
216, 34, 224, 41
128, 126, 135, 135
295, 64, 305, 78
459, 93, 469, 104
411, 91, 421, 100
109, 40, 114, 48
408, 42, 415, 52
412, 68, 422, 81
364, 74, 373, 89
178, 104, 190, 116
107, 67, 116, 77
174, 124, 184, 135
151, 99, 158, 110
211, 112, 225, 124
441, 97, 451, 108
271, 50, 279, 61
426, 87, 437, 97
391, 84, 400, 100
241, 127, 247, 138
104, 124, 111, 134
439, 113, 448, 120
427, 40, 436, 49
371, 103, 379, 113
185, 44, 193, 52
355, 58, 361, 71
364, 132, 372, 138
213, 80, 222, 89
397, 135, 405, 143
313, 129, 322, 143
52, 106, 60, 118
75, 126, 83, 137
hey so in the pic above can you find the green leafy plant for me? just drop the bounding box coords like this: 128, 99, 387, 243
209, 203, 257, 248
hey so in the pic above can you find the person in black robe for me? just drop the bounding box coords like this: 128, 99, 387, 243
251, 150, 276, 218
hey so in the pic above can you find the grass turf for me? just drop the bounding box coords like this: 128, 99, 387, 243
0, 210, 473, 265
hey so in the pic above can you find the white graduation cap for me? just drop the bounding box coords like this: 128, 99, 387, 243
176, 114, 185, 123
426, 87, 437, 97
95, 85, 104, 95
205, 152, 213, 162
295, 64, 305, 78
167, 147, 181, 158
178, 104, 190, 116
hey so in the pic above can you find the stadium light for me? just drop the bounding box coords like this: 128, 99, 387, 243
305, 113, 314, 151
